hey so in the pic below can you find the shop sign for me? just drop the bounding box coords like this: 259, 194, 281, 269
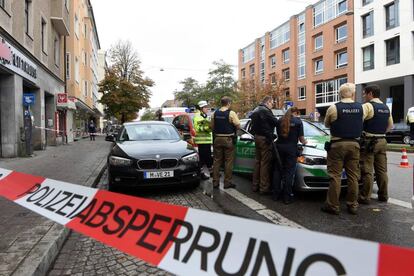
0, 36, 37, 83
23, 93, 35, 106
57, 93, 68, 107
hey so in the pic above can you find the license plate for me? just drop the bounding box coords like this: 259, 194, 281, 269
144, 171, 174, 179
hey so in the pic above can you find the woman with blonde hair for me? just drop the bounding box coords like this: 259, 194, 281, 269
273, 107, 307, 204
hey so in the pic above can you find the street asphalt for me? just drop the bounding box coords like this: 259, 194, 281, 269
0, 137, 111, 276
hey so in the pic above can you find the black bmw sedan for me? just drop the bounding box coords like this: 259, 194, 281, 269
106, 121, 200, 191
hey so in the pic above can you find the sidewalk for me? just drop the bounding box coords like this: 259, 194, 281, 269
0, 137, 111, 276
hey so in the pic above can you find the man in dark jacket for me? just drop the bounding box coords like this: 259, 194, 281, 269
250, 96, 279, 194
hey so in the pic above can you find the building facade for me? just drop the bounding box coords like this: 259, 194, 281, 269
66, 0, 101, 141
0, 0, 69, 157
238, 0, 354, 116
355, 0, 414, 123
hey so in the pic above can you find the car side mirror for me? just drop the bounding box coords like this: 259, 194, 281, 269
240, 134, 254, 142
183, 133, 192, 141
181, 124, 190, 131
105, 135, 115, 142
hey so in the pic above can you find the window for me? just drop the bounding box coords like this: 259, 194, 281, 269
269, 55, 276, 68
362, 0, 373, 6
282, 49, 290, 64
299, 22, 304, 33
25, 0, 31, 34
338, 0, 347, 15
242, 43, 255, 63
249, 64, 255, 77
241, 69, 246, 80
54, 37, 60, 66
313, 2, 324, 27
298, 87, 306, 101
336, 24, 347, 43
315, 34, 323, 50
74, 14, 79, 38
83, 51, 87, 65
362, 12, 374, 38
84, 81, 88, 97
336, 51, 348, 68
385, 1, 399, 30
84, 23, 87, 38
66, 53, 71, 80
362, 45, 374, 71
386, 36, 400, 65
269, 23, 290, 49
315, 77, 348, 106
282, 69, 290, 81
270, 73, 276, 84
315, 58, 324, 74
41, 19, 47, 53
75, 57, 79, 83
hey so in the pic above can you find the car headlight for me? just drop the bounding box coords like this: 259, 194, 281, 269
182, 152, 199, 163
109, 156, 132, 166
297, 155, 326, 165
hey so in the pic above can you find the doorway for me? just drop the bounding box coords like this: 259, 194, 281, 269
390, 85, 404, 123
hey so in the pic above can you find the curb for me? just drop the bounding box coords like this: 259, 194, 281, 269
12, 159, 107, 276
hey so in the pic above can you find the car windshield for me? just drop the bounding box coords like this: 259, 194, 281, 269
303, 120, 327, 137
122, 124, 181, 141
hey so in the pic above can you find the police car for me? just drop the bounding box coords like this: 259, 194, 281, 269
233, 119, 347, 191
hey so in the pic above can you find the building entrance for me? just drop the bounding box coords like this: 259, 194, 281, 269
390, 85, 404, 123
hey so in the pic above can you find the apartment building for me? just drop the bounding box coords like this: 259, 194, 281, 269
0, 0, 69, 157
355, 0, 414, 123
238, 0, 354, 116
66, 0, 101, 141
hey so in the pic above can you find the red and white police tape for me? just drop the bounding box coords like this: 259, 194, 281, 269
0, 168, 413, 276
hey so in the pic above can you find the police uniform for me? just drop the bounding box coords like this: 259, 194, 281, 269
211, 107, 240, 188
359, 99, 393, 203
250, 104, 278, 193
193, 110, 213, 177
323, 99, 363, 214
406, 107, 414, 144
273, 116, 304, 203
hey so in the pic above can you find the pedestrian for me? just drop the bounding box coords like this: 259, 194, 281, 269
406, 106, 414, 146
211, 96, 241, 189
193, 100, 213, 180
250, 96, 278, 194
359, 85, 393, 205
273, 107, 307, 204
321, 83, 364, 215
156, 109, 164, 121
88, 120, 96, 141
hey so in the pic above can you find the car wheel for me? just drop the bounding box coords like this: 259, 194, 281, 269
403, 135, 411, 145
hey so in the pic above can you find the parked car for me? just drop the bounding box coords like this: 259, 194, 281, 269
172, 113, 197, 147
386, 123, 411, 145
233, 119, 347, 191
106, 121, 200, 191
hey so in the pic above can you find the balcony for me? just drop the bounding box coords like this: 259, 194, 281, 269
51, 0, 70, 36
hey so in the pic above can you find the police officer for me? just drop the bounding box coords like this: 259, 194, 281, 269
359, 85, 393, 204
274, 107, 307, 204
406, 106, 414, 146
250, 96, 278, 194
322, 83, 363, 215
211, 96, 241, 189
193, 100, 213, 180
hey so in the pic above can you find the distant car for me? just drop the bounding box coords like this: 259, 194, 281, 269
172, 113, 197, 147
386, 123, 411, 144
106, 121, 200, 191
233, 118, 348, 191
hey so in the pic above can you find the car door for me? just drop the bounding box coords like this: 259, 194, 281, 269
233, 120, 256, 173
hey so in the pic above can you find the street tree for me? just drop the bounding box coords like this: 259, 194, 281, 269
99, 40, 154, 124
203, 60, 236, 106
174, 77, 203, 107
140, 110, 156, 121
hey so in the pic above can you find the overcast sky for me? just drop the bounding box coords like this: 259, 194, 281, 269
90, 0, 316, 108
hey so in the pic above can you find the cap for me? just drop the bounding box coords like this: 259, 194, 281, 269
198, 100, 209, 108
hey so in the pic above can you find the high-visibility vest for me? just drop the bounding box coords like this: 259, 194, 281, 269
193, 111, 213, 145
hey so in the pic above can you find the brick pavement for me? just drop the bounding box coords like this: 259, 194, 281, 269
0, 137, 111, 276
47, 170, 225, 276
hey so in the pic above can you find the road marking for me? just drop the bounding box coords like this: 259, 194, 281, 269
221, 187, 306, 229
371, 195, 412, 209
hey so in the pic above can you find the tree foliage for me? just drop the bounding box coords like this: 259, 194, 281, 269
173, 77, 202, 107
204, 60, 236, 106
140, 110, 156, 121
99, 40, 154, 124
